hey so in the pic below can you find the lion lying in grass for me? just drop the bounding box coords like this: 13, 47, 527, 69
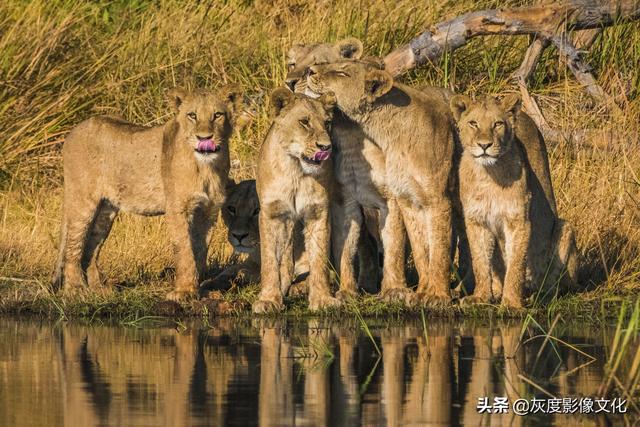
52, 85, 241, 301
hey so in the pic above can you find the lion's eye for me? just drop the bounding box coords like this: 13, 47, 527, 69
324, 120, 332, 130
187, 112, 197, 121
227, 206, 236, 215
468, 120, 478, 129
212, 112, 224, 121
252, 207, 260, 216
299, 117, 310, 128
332, 70, 350, 77
287, 63, 295, 71
494, 121, 504, 128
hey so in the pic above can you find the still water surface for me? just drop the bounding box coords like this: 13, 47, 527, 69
0, 317, 635, 426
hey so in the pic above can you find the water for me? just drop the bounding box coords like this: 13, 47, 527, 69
0, 317, 635, 426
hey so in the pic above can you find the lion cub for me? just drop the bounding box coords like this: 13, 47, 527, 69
53, 86, 240, 301
253, 88, 340, 313
450, 94, 580, 308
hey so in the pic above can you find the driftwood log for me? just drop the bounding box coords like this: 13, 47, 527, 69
384, 1, 640, 137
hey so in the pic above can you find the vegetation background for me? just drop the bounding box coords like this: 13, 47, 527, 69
0, 0, 638, 317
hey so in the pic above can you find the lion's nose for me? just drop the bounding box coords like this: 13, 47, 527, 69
308, 66, 318, 77
316, 144, 331, 151
478, 142, 493, 151
232, 232, 248, 242
197, 134, 213, 141
285, 79, 297, 92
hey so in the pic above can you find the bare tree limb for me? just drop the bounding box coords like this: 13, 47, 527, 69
383, 1, 639, 142
384, 1, 640, 77
513, 37, 551, 132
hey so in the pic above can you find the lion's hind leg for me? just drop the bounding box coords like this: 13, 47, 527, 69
552, 219, 582, 293
82, 200, 118, 290
62, 197, 102, 293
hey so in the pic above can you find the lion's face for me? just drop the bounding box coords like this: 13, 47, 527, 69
222, 180, 260, 254
450, 94, 521, 166
305, 60, 393, 115
167, 85, 241, 163
285, 38, 364, 94
270, 88, 336, 175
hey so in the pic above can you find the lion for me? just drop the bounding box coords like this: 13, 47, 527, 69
450, 93, 580, 308
52, 85, 241, 301
203, 179, 309, 292
252, 88, 340, 313
286, 39, 404, 299
306, 60, 457, 307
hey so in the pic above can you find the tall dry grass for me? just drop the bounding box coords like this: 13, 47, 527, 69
0, 0, 638, 301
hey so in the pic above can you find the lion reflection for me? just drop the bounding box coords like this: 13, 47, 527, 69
0, 319, 617, 426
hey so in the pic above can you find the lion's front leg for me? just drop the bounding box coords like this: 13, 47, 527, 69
378, 198, 412, 305
253, 206, 292, 314
461, 219, 495, 306
331, 196, 362, 300
501, 219, 530, 309
418, 198, 453, 308
165, 207, 200, 302
191, 204, 214, 280
306, 205, 341, 311
399, 201, 430, 296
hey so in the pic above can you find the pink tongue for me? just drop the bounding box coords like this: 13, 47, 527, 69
197, 139, 218, 152
313, 150, 330, 162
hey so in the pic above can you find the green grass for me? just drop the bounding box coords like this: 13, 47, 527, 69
0, 0, 639, 323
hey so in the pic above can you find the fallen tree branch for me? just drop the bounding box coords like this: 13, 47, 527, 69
384, 1, 639, 140
513, 37, 551, 132
384, 1, 640, 76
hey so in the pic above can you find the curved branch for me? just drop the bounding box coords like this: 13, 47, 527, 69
384, 1, 640, 77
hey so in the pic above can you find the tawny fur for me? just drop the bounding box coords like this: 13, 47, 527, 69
288, 39, 454, 302
253, 89, 341, 313
285, 38, 382, 296
451, 94, 580, 308
307, 60, 457, 307
52, 85, 241, 301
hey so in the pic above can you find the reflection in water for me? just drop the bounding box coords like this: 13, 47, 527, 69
0, 318, 635, 426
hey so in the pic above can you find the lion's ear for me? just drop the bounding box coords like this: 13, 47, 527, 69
499, 93, 521, 120
364, 69, 393, 102
336, 38, 364, 60
450, 95, 472, 122
318, 91, 337, 115
167, 87, 187, 114
270, 87, 295, 116
220, 84, 243, 116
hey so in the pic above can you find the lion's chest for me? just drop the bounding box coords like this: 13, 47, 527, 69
263, 176, 328, 221
461, 169, 527, 236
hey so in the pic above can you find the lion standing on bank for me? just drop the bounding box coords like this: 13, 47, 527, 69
451, 94, 580, 307
52, 85, 241, 301
253, 88, 340, 313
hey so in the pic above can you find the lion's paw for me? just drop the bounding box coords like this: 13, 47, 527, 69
165, 289, 197, 302
335, 288, 358, 302
378, 287, 415, 306
500, 296, 525, 311
416, 292, 452, 309
252, 299, 284, 314
308, 294, 342, 311
459, 295, 491, 307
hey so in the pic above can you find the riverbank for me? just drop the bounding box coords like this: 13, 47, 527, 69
1, 274, 635, 324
